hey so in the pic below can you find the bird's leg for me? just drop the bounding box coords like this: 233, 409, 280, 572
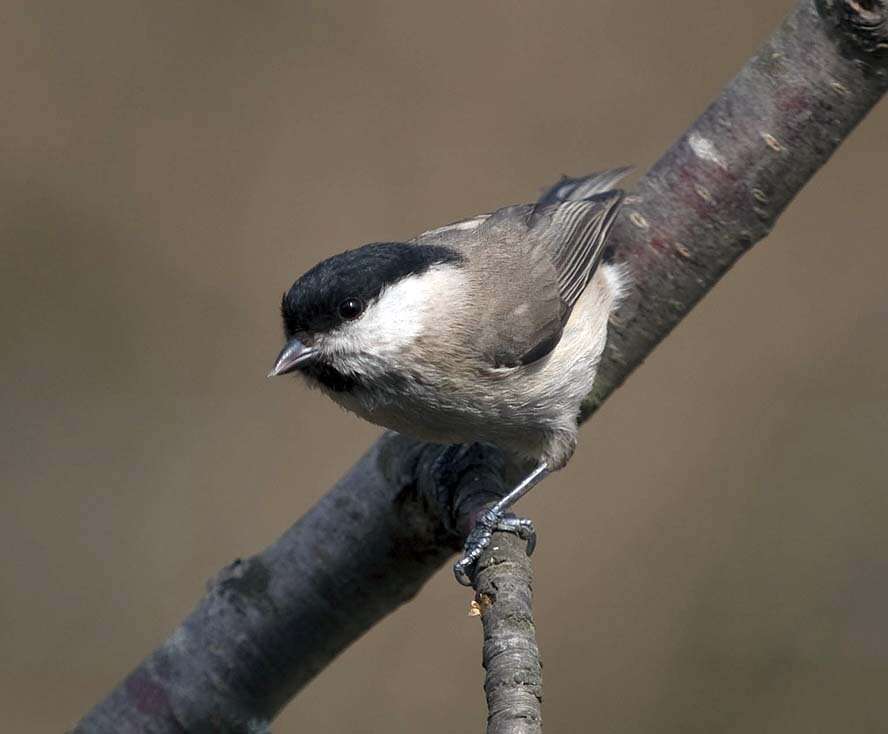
453, 462, 549, 586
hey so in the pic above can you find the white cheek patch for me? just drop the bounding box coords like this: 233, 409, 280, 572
323, 265, 461, 363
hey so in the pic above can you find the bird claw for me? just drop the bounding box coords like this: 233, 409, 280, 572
453, 508, 537, 586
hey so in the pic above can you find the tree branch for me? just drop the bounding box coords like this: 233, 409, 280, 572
74, 2, 887, 732
474, 532, 542, 734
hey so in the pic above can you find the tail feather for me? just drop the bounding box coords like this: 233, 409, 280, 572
537, 166, 633, 206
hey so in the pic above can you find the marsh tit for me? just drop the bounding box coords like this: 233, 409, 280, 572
270, 167, 629, 584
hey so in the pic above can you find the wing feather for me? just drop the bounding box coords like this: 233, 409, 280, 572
411, 169, 628, 369
542, 190, 625, 312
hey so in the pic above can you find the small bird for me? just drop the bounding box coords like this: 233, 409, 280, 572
270, 167, 629, 584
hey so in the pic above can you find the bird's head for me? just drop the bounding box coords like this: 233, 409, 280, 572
269, 242, 464, 392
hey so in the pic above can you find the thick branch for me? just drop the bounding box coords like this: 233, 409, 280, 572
585, 0, 888, 416
74, 2, 887, 732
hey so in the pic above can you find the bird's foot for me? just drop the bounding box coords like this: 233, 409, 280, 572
453, 507, 536, 586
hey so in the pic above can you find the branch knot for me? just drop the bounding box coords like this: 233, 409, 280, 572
819, 0, 888, 59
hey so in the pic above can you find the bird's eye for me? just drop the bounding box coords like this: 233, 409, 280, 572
338, 297, 364, 320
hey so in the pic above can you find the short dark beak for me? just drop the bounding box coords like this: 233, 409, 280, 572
268, 338, 317, 377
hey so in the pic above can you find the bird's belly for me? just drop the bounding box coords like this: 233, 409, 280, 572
330, 386, 493, 445
323, 372, 576, 462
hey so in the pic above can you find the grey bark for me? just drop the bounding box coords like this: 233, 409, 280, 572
475, 532, 543, 734
73, 2, 887, 732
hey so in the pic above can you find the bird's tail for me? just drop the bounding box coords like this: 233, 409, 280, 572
537, 166, 633, 206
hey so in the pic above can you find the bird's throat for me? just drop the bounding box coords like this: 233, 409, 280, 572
300, 359, 360, 393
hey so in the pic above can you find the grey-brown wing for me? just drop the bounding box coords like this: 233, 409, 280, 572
533, 190, 625, 309
530, 167, 629, 312
475, 223, 568, 368
484, 173, 626, 366
414, 205, 566, 369
411, 169, 626, 368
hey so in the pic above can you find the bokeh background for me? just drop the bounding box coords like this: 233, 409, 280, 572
3, 1, 887, 731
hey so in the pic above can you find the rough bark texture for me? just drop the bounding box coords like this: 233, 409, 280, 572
74, 2, 887, 732
584, 0, 888, 416
72, 436, 509, 734
475, 533, 543, 734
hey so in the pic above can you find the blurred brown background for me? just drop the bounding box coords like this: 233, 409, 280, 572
2, 1, 887, 731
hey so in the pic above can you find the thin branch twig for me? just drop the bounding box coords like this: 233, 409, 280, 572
74, 2, 888, 732
474, 532, 542, 734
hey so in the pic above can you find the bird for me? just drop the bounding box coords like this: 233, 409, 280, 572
270, 167, 629, 584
